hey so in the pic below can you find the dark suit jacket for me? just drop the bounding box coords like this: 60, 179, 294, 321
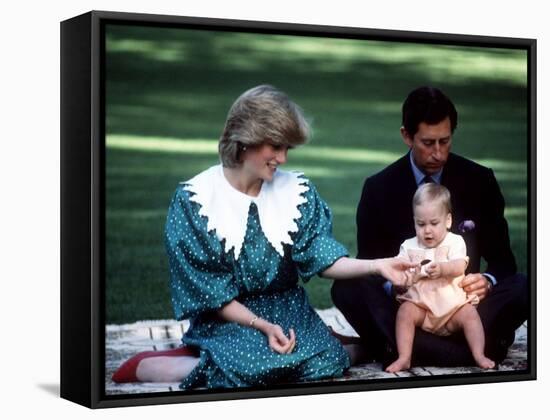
356, 152, 517, 281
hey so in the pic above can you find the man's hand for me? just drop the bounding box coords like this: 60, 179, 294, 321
459, 273, 491, 301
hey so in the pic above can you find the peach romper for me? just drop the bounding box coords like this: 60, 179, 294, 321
396, 232, 479, 336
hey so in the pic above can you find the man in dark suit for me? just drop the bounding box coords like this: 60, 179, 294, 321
331, 86, 528, 367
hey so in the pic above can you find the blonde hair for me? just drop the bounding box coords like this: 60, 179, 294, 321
218, 85, 310, 168
413, 182, 452, 214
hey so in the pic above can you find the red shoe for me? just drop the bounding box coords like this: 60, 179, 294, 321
111, 346, 199, 383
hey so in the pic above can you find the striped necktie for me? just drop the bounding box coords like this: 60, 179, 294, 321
421, 175, 435, 185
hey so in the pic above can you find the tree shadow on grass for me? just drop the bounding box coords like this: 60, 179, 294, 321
105, 25, 528, 160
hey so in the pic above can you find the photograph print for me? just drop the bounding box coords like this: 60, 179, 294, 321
61, 10, 535, 408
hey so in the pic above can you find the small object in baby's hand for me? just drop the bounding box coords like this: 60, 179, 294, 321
419, 259, 431, 277
410, 259, 431, 273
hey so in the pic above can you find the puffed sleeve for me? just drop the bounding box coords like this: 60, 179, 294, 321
397, 242, 408, 259
447, 233, 469, 264
165, 186, 239, 320
291, 180, 348, 282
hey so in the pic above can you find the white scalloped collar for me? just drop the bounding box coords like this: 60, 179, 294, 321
182, 165, 309, 259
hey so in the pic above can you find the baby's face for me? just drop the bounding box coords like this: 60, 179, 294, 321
413, 201, 451, 248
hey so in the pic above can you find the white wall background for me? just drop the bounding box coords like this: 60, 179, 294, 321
1, 1, 546, 418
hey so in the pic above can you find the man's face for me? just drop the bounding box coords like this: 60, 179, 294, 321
401, 117, 452, 175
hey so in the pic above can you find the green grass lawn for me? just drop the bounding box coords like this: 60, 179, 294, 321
105, 25, 529, 324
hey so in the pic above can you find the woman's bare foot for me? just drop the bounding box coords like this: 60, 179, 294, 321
385, 357, 411, 373
474, 354, 496, 369
136, 356, 200, 382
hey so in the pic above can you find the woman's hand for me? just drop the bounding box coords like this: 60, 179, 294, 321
217, 301, 296, 353
263, 323, 296, 354
375, 257, 417, 287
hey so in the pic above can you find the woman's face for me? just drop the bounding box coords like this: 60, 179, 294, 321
241, 143, 290, 182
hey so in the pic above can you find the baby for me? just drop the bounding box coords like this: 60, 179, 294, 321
385, 183, 495, 373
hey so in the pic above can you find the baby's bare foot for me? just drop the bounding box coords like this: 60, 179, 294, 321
475, 355, 496, 369
385, 358, 411, 373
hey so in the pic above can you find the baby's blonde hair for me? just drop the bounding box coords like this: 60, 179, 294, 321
412, 182, 452, 214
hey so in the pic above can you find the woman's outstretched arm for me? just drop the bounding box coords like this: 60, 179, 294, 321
321, 256, 415, 286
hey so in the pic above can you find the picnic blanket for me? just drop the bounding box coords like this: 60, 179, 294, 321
106, 307, 528, 395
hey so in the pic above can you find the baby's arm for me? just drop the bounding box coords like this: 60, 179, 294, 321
425, 258, 467, 278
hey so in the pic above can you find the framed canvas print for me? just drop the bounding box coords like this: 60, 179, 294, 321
60, 10, 536, 409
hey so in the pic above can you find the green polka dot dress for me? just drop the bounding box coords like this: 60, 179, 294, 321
165, 166, 350, 389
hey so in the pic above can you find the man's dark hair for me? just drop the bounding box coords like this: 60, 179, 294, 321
402, 86, 458, 137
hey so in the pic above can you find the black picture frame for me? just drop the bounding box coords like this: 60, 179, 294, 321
60, 10, 536, 409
